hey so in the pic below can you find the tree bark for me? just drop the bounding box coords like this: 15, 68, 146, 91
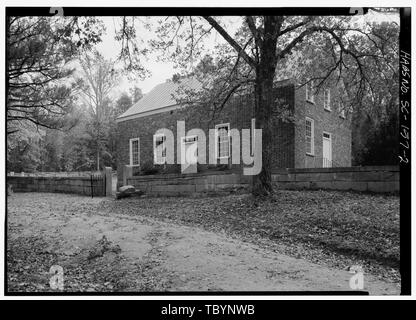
251, 16, 280, 196
252, 65, 275, 196
203, 15, 282, 196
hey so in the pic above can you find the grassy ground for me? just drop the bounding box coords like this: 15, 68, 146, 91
102, 189, 400, 281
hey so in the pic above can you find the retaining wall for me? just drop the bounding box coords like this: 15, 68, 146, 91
272, 165, 399, 193
124, 165, 399, 195
7, 174, 106, 197
127, 171, 252, 196
7, 171, 99, 177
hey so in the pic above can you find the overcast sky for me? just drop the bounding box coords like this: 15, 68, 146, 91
94, 17, 239, 96
95, 17, 175, 95
92, 13, 399, 98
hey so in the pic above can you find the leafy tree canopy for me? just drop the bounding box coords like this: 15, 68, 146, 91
7, 16, 104, 134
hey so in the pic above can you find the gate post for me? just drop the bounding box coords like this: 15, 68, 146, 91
123, 165, 133, 186
104, 167, 113, 197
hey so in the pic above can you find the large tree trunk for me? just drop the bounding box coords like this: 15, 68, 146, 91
252, 65, 275, 196
251, 17, 280, 196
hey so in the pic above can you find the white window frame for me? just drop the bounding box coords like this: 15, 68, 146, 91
305, 117, 315, 156
215, 123, 230, 159
323, 131, 332, 139
306, 81, 315, 103
129, 137, 140, 166
153, 134, 167, 165
323, 89, 331, 111
338, 101, 346, 119
183, 135, 198, 144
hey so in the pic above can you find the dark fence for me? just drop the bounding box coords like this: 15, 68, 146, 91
7, 172, 106, 197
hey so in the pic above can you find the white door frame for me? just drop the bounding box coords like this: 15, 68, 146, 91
322, 131, 332, 168
181, 135, 198, 173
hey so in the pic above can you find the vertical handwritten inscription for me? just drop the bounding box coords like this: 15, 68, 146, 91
399, 50, 410, 165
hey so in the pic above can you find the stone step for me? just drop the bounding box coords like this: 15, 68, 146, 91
115, 186, 144, 200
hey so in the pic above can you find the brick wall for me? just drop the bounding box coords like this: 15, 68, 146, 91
294, 83, 352, 168
116, 79, 353, 184
116, 84, 297, 183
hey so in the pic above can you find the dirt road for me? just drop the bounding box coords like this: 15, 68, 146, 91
7, 193, 400, 294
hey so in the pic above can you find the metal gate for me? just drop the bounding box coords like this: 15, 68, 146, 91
90, 173, 105, 197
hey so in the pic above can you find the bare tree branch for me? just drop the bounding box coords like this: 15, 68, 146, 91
203, 16, 257, 68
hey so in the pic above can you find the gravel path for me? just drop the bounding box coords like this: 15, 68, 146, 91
7, 193, 400, 294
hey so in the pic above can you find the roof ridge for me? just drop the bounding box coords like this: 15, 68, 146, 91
117, 76, 202, 120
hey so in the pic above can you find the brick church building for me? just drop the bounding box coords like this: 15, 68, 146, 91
116, 76, 351, 181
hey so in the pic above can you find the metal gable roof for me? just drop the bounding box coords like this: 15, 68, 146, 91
117, 77, 202, 120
